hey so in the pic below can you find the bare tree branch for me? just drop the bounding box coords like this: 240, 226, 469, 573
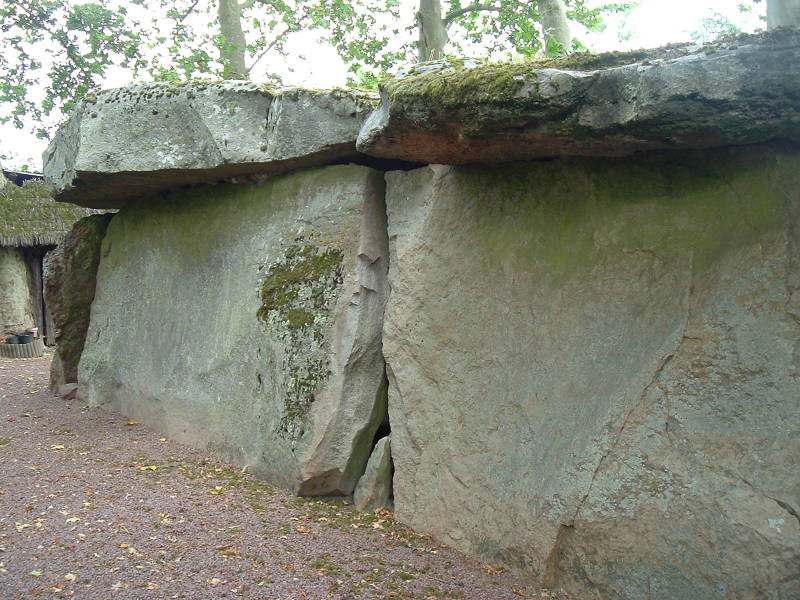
178, 0, 202, 22
246, 23, 293, 73
442, 3, 500, 28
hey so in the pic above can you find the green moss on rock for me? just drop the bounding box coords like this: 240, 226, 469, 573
257, 243, 345, 438
0, 180, 100, 247
258, 244, 344, 322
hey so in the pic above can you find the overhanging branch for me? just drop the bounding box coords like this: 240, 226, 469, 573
442, 3, 500, 28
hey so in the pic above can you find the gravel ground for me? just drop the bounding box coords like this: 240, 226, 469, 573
0, 354, 568, 600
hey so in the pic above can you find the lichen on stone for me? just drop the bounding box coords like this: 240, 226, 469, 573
257, 243, 345, 438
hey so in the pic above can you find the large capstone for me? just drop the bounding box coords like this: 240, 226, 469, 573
44, 82, 377, 209
383, 142, 800, 599
44, 213, 114, 393
78, 165, 389, 495
358, 31, 800, 165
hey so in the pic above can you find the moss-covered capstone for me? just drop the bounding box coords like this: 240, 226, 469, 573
357, 29, 800, 165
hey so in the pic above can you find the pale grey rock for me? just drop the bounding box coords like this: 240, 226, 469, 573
56, 383, 78, 399
768, 0, 800, 28
44, 82, 377, 209
0, 246, 34, 335
78, 165, 389, 495
358, 30, 800, 165
353, 435, 393, 512
383, 142, 800, 599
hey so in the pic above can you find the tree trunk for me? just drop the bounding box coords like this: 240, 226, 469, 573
417, 0, 448, 62
767, 0, 800, 28
539, 0, 571, 55
217, 0, 248, 79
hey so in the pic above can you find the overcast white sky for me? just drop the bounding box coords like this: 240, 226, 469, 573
1, 0, 764, 171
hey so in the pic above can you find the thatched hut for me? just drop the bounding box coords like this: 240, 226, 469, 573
0, 171, 97, 342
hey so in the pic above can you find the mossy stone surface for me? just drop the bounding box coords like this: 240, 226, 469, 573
43, 213, 114, 388
357, 29, 800, 164
384, 142, 800, 599
78, 165, 389, 495
0, 247, 34, 335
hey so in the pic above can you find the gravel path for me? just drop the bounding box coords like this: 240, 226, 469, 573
0, 354, 567, 600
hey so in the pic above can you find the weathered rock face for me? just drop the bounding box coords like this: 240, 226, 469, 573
353, 435, 393, 512
44, 82, 376, 209
44, 213, 114, 392
78, 165, 389, 495
383, 142, 800, 599
0, 246, 34, 335
768, 0, 800, 28
358, 30, 800, 165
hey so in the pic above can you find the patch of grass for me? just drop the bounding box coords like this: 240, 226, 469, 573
311, 554, 341, 578
0, 438, 12, 446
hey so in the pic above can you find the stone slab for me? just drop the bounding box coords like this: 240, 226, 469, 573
78, 164, 389, 495
383, 142, 800, 598
44, 82, 376, 209
358, 31, 800, 165
353, 435, 393, 512
44, 213, 114, 391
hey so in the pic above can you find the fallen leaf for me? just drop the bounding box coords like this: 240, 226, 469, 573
295, 525, 311, 534
483, 564, 506, 575
30, 570, 43, 577
64, 573, 76, 582
137, 465, 158, 471
208, 486, 225, 495
51, 445, 65, 450
207, 578, 222, 585
65, 517, 80, 523
125, 420, 139, 426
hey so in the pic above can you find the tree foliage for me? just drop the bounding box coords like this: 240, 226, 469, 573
1, 0, 632, 137
0, 1, 145, 137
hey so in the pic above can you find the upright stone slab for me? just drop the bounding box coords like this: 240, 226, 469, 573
383, 143, 800, 599
0, 246, 34, 335
353, 435, 393, 512
44, 213, 114, 393
78, 165, 389, 495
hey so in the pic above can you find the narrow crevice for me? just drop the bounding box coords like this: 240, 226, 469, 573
773, 497, 800, 528
542, 523, 575, 589
332, 153, 426, 173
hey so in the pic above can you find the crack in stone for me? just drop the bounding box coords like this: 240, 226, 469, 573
570, 350, 675, 525
570, 249, 694, 524
737, 474, 800, 528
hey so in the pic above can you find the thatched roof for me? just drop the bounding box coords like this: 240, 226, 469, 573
0, 179, 100, 247
2, 169, 43, 186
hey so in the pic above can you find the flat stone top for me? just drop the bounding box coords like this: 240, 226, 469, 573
44, 30, 800, 207
44, 81, 377, 208
358, 29, 800, 164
